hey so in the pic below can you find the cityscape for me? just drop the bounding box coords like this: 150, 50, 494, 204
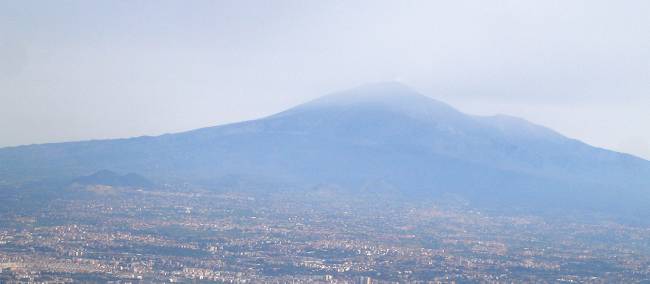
1, 184, 649, 283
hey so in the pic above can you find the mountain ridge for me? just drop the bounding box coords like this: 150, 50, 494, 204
1, 82, 645, 162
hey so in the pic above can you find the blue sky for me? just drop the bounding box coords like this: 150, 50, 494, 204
1, 0, 648, 159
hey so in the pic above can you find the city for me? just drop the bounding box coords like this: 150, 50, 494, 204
1, 184, 648, 283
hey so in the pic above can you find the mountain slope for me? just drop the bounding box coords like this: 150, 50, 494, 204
1, 82, 649, 214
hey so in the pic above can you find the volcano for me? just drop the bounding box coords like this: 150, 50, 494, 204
1, 82, 649, 215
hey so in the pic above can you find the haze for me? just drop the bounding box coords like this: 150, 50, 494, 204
1, 0, 648, 159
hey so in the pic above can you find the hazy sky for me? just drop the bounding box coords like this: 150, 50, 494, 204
1, 0, 649, 159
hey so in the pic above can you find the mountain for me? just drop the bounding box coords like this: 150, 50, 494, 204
1, 82, 649, 216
